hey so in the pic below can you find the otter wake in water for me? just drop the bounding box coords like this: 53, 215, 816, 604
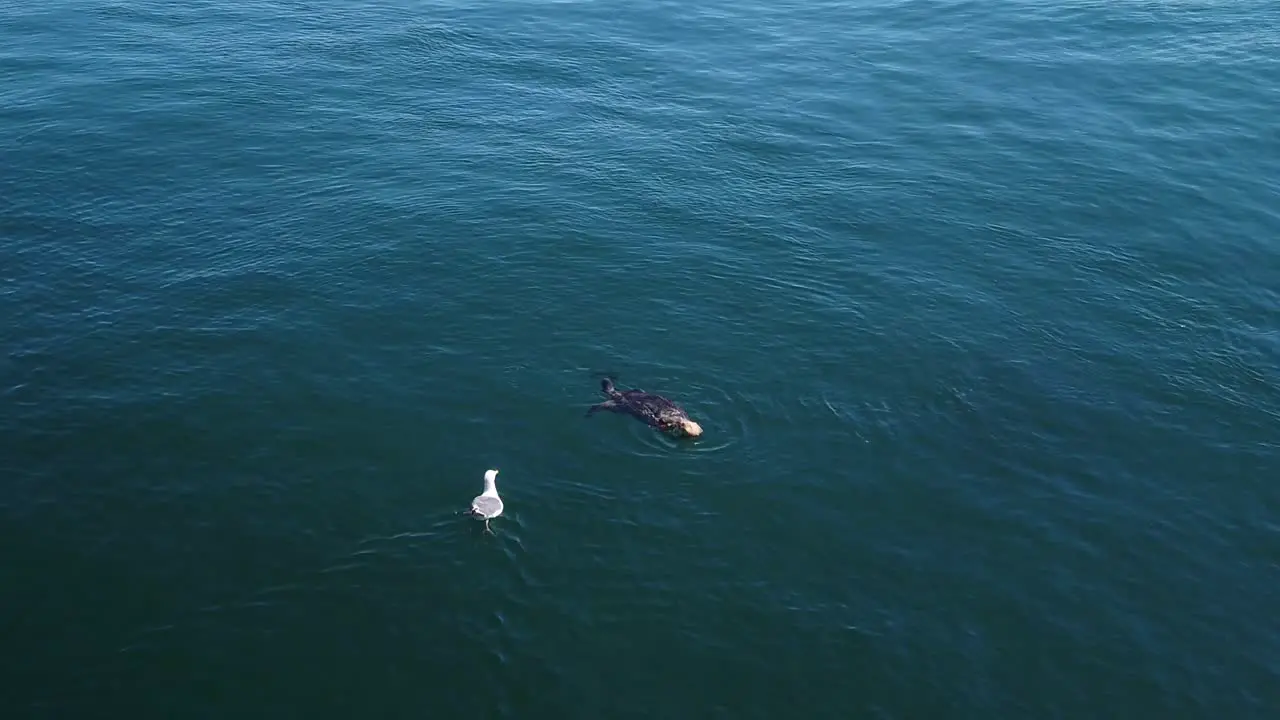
586, 377, 704, 438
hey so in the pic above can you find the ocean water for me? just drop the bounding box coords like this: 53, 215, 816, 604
2, 0, 1278, 717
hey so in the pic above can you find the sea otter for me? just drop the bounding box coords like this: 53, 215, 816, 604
586, 377, 703, 438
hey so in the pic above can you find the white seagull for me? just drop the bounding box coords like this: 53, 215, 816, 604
467, 469, 503, 533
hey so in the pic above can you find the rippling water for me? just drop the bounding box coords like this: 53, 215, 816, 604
3, 0, 1278, 717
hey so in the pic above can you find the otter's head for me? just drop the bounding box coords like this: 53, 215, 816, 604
676, 419, 703, 438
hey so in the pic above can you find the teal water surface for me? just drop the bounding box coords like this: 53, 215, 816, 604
3, 0, 1279, 717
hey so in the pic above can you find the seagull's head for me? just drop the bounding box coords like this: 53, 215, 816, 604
484, 469, 499, 483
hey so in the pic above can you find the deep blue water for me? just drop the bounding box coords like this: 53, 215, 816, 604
3, 1, 1279, 717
